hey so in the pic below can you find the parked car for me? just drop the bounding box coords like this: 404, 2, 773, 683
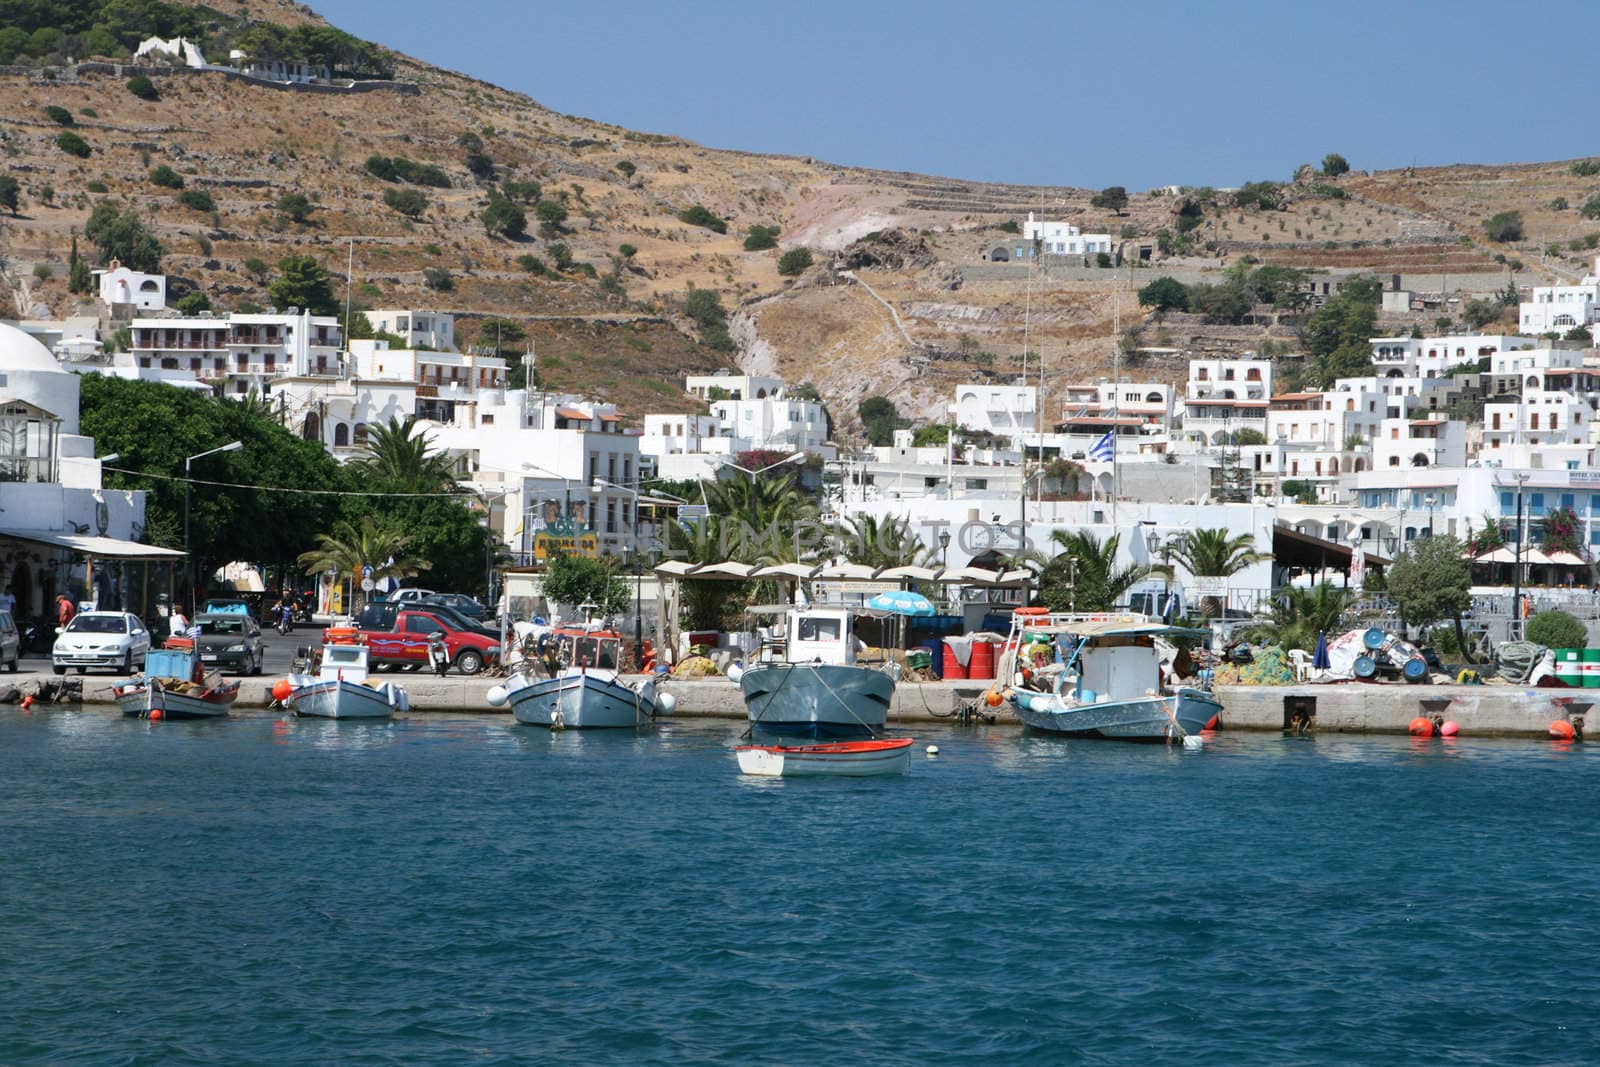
358, 602, 496, 640
349, 607, 501, 674
193, 612, 264, 675
418, 593, 489, 620
387, 588, 438, 605
53, 611, 152, 675
0, 609, 19, 671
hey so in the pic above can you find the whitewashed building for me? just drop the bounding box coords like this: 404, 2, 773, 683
94, 265, 166, 311
367, 310, 457, 352
1369, 334, 1527, 379
1017, 213, 1113, 257
685, 372, 786, 402
955, 384, 1037, 441
1519, 258, 1600, 335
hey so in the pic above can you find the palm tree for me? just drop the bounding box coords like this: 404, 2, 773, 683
296, 516, 427, 612
1039, 530, 1149, 612
358, 416, 457, 491
1251, 582, 1349, 652
1166, 528, 1264, 616
702, 472, 817, 561
831, 514, 937, 570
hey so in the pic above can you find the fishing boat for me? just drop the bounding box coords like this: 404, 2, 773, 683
736, 737, 914, 777
495, 622, 669, 729
999, 610, 1221, 743
114, 639, 239, 720
738, 606, 895, 742
286, 628, 408, 719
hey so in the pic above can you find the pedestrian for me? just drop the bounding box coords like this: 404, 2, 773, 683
56, 593, 75, 629
169, 606, 189, 638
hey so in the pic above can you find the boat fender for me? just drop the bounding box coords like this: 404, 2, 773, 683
1408, 716, 1436, 737
271, 679, 293, 702
1550, 717, 1583, 741
1440, 720, 1459, 737
984, 688, 1003, 707
726, 662, 744, 684
655, 690, 677, 716
485, 684, 510, 707
925, 745, 939, 757
148, 709, 163, 721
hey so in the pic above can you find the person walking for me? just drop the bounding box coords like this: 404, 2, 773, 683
56, 593, 75, 629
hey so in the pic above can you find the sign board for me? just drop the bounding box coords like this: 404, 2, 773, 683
532, 516, 600, 563
1190, 576, 1229, 597
361, 578, 376, 592
361, 565, 374, 579
677, 504, 709, 524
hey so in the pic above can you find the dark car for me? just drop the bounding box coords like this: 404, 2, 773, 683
194, 613, 264, 675
418, 593, 489, 620
358, 602, 496, 639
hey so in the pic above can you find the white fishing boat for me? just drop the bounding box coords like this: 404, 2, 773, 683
114, 640, 239, 720
999, 610, 1221, 743
735, 737, 915, 777
494, 623, 671, 729
286, 629, 408, 719
738, 606, 895, 742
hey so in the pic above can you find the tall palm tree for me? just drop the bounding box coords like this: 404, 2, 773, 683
1251, 582, 1349, 652
358, 416, 457, 491
296, 516, 427, 612
1165, 528, 1263, 617
831, 514, 937, 570
703, 472, 817, 560
1040, 530, 1148, 612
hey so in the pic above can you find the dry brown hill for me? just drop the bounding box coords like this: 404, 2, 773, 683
1, 1, 1590, 428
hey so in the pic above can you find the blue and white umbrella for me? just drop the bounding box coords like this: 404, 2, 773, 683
866, 590, 936, 616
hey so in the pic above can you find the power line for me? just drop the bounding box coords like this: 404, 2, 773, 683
103, 465, 475, 499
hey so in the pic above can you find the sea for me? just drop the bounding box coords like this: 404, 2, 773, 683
3, 709, 1598, 1065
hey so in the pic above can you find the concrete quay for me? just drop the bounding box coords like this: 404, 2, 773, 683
22, 671, 1593, 737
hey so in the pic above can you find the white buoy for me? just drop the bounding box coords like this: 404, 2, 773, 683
485, 684, 509, 707
726, 663, 744, 684
925, 744, 940, 757
655, 690, 677, 716
1182, 735, 1204, 750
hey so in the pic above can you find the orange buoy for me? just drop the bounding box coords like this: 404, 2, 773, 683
271, 679, 293, 702
148, 709, 163, 721
1549, 720, 1576, 741
1204, 713, 1221, 731
20, 695, 33, 710
1440, 720, 1459, 737
984, 688, 1003, 707
1408, 716, 1435, 737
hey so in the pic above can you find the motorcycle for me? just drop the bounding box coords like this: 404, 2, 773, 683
276, 604, 294, 636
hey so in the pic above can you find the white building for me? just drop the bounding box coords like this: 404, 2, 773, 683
955, 383, 1037, 441
1180, 358, 1272, 444
129, 311, 342, 398
367, 310, 457, 352
1369, 334, 1527, 379
94, 265, 166, 311
640, 414, 744, 480
1519, 258, 1600, 335
1017, 213, 1114, 257
1481, 390, 1592, 469
1060, 381, 1174, 431
710, 396, 829, 454
1373, 416, 1467, 470
685, 372, 786, 402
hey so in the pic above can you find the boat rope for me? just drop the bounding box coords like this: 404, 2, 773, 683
744, 660, 800, 739
804, 665, 882, 739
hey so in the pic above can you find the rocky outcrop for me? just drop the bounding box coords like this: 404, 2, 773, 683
835, 229, 936, 272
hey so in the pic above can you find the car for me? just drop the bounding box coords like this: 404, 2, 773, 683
193, 612, 264, 675
358, 602, 496, 639
52, 611, 152, 675
387, 588, 438, 605
0, 609, 18, 671
417, 593, 489, 620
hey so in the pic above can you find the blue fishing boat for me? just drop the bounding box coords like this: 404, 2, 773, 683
114, 639, 239, 720
496, 624, 667, 728
999, 612, 1221, 743
738, 606, 895, 742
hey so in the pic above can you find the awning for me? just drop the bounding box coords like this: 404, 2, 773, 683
0, 528, 186, 559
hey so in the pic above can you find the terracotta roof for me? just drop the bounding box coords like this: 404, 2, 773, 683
555, 406, 588, 419
1271, 392, 1325, 401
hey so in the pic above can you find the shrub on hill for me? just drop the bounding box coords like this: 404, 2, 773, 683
678, 205, 727, 234
56, 132, 91, 158
0, 176, 18, 215
422, 267, 454, 292
85, 202, 163, 272
615, 161, 636, 178
44, 105, 73, 126
500, 180, 540, 203
1090, 186, 1128, 213
1483, 211, 1524, 242
365, 156, 451, 188
481, 194, 526, 238
1580, 196, 1600, 221
382, 188, 428, 218
1137, 276, 1188, 311
177, 189, 214, 212
275, 192, 315, 223
126, 76, 158, 100
744, 224, 780, 251
173, 291, 211, 314
1569, 159, 1600, 177
777, 247, 813, 276
1320, 153, 1350, 177
149, 165, 184, 189
515, 254, 546, 275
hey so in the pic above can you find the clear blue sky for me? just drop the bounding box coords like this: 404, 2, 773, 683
313, 0, 1589, 191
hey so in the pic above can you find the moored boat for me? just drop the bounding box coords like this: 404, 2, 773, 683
115, 640, 239, 720
286, 630, 407, 719
738, 606, 895, 742
735, 737, 914, 777
1000, 611, 1221, 743
496, 623, 668, 728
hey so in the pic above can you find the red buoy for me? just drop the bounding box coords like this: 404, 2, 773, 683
148, 709, 163, 721
1408, 716, 1435, 737
1549, 720, 1576, 741
271, 679, 293, 702
20, 695, 33, 711
1440, 720, 1459, 737
1204, 713, 1221, 731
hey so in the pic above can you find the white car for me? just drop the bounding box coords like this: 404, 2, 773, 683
52, 611, 152, 675
388, 588, 437, 604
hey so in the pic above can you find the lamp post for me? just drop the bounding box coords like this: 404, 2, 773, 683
938, 528, 951, 570
1424, 492, 1436, 537
184, 440, 242, 612
1512, 472, 1528, 639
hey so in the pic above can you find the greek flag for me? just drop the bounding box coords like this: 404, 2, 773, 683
185, 625, 202, 638
1088, 430, 1116, 462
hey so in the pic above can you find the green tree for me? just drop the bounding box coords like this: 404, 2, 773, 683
534, 199, 568, 228
858, 395, 898, 446
1040, 531, 1148, 612
56, 131, 91, 158
1232, 428, 1268, 446
677, 204, 727, 233
1386, 534, 1474, 655
0, 175, 18, 216
44, 104, 73, 126
777, 247, 813, 276
545, 243, 573, 271
515, 253, 547, 275
1320, 153, 1350, 177
275, 192, 315, 223
126, 75, 158, 100
357, 417, 458, 489
744, 224, 780, 251
176, 189, 214, 212
242, 256, 269, 283
422, 267, 454, 291
173, 291, 211, 314
684, 287, 733, 350
1579, 196, 1600, 221
1251, 583, 1349, 652
481, 193, 526, 238
1189, 279, 1251, 324
1461, 298, 1502, 330
1165, 527, 1260, 615
267, 255, 339, 315
475, 317, 526, 356
297, 517, 426, 612
1526, 610, 1587, 651
382, 187, 428, 218
84, 202, 163, 271
1483, 210, 1524, 242
149, 164, 184, 189
500, 179, 541, 203
616, 160, 636, 178
831, 514, 935, 569
1301, 275, 1381, 387
1138, 276, 1189, 311
541, 553, 629, 616
1090, 185, 1129, 213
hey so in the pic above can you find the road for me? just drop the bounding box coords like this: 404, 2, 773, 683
22, 625, 342, 681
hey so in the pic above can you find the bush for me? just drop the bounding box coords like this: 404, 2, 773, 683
149, 165, 184, 189
1137, 276, 1189, 311
776, 247, 813, 275
56, 132, 90, 158
1090, 185, 1128, 212
1095, 251, 1113, 268
43, 105, 72, 126
615, 160, 636, 178
535, 199, 568, 227
677, 204, 727, 233
618, 243, 637, 259
126, 76, 158, 100
1321, 152, 1350, 177
1580, 196, 1600, 221
0, 176, 18, 215
1482, 211, 1524, 242
33, 264, 52, 282
464, 149, 495, 181
173, 291, 211, 314
176, 189, 214, 212
546, 243, 573, 270
481, 195, 526, 238
500, 179, 540, 203
365, 155, 451, 188
744, 224, 780, 251
276, 192, 315, 223
1527, 610, 1587, 651
422, 267, 454, 292
383, 187, 428, 218
1570, 159, 1600, 177
515, 253, 546, 275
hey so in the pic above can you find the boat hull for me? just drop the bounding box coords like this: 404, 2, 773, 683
739, 663, 894, 741
291, 679, 397, 719
508, 672, 656, 728
1014, 687, 1222, 741
736, 738, 914, 777
116, 682, 237, 719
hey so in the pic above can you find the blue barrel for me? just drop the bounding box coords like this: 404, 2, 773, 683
1402, 656, 1428, 683
1354, 654, 1377, 679
1363, 628, 1387, 650
922, 639, 944, 679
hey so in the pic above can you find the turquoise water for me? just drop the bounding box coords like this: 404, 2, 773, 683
3, 710, 1598, 1065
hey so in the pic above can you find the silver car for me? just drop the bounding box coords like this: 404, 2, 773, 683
52, 611, 152, 675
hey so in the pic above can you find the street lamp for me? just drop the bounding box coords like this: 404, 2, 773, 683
1512, 472, 1529, 638
938, 528, 951, 570
184, 440, 242, 612
1424, 492, 1436, 538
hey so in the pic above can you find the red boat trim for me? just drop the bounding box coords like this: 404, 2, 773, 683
735, 738, 915, 755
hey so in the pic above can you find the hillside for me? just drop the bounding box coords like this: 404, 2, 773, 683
0, 1, 1590, 429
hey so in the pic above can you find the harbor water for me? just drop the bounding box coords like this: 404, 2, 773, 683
4, 709, 1599, 1064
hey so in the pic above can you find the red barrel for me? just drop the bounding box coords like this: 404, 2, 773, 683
969, 639, 996, 680
941, 641, 969, 680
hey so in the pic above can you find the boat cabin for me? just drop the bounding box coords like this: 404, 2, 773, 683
561, 629, 621, 671
782, 607, 858, 666
320, 640, 372, 683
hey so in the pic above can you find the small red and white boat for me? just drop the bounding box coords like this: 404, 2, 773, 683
735, 737, 915, 777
